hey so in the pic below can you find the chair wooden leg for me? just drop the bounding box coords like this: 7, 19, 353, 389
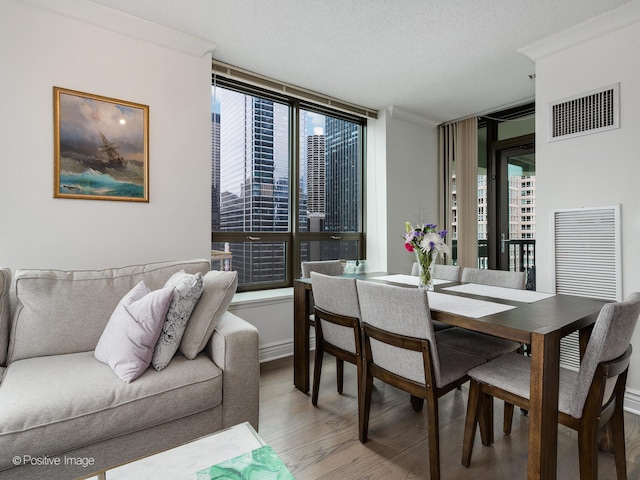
598, 421, 614, 453
311, 345, 324, 406
577, 422, 599, 480
410, 394, 424, 412
478, 391, 494, 446
336, 359, 344, 394
425, 396, 441, 480
462, 380, 481, 467
609, 408, 628, 480
359, 365, 374, 443
503, 401, 514, 435
356, 356, 364, 443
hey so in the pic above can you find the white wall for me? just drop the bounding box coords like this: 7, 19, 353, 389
228, 290, 294, 362
379, 107, 440, 276
533, 15, 640, 410
0, 0, 213, 272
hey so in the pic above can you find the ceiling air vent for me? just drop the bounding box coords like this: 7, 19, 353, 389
548, 83, 619, 142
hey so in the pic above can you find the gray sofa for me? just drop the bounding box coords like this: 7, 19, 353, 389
0, 259, 259, 479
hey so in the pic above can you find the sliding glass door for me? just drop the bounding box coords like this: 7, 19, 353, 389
479, 104, 536, 288
495, 144, 535, 280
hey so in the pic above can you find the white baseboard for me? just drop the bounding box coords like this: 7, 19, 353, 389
259, 341, 292, 363
624, 387, 640, 415
259, 338, 315, 364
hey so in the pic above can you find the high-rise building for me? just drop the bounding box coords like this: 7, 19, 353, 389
325, 117, 360, 232
306, 126, 325, 232
306, 116, 362, 261
214, 89, 289, 284
211, 112, 220, 230
469, 173, 535, 269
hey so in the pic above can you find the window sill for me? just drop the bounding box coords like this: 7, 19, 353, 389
229, 287, 293, 308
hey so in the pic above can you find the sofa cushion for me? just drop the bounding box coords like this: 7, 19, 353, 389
7, 259, 209, 363
95, 281, 174, 383
0, 351, 222, 471
152, 271, 204, 371
179, 270, 238, 359
0, 269, 10, 367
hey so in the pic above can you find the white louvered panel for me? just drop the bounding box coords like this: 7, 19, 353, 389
548, 84, 619, 142
560, 332, 581, 370
552, 205, 621, 369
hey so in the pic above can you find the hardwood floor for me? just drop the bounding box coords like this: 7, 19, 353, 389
258, 356, 640, 480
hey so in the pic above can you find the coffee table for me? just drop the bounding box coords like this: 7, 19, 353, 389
78, 422, 268, 480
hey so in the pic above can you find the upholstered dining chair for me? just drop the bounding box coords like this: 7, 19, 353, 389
355, 280, 486, 480
309, 272, 362, 408
301, 260, 343, 278
460, 267, 526, 289
411, 262, 461, 282
301, 259, 344, 327
461, 292, 640, 480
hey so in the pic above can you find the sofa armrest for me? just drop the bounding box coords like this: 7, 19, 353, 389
207, 311, 259, 431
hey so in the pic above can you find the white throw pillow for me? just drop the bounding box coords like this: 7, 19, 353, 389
151, 271, 204, 371
95, 281, 174, 383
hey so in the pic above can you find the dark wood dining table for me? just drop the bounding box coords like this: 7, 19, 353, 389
293, 272, 609, 480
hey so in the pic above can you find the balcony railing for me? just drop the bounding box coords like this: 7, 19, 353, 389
452, 239, 536, 290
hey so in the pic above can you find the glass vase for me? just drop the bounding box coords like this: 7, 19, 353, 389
416, 250, 436, 290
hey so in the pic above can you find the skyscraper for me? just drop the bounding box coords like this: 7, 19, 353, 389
211, 112, 220, 230
214, 89, 289, 284
325, 117, 360, 232
301, 116, 361, 261
306, 127, 326, 232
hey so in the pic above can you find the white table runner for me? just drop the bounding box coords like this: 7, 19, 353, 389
426, 291, 516, 318
372, 274, 451, 287
442, 284, 555, 303
370, 274, 515, 318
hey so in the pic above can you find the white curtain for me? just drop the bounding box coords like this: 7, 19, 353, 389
439, 117, 478, 269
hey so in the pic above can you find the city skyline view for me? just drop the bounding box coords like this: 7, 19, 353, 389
211, 85, 363, 285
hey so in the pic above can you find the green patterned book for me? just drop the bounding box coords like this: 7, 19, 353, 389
196, 445, 295, 480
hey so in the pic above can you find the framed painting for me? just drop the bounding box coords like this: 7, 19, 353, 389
53, 87, 149, 202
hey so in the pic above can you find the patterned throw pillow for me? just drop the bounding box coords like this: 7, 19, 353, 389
151, 270, 204, 371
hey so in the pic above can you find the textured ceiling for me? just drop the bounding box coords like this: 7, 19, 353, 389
89, 0, 634, 123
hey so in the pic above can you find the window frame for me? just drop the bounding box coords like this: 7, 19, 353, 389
212, 76, 367, 292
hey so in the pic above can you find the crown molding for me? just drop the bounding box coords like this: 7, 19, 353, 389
385, 105, 439, 127
17, 0, 216, 58
518, 1, 640, 62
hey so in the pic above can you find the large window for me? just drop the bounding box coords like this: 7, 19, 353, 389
211, 78, 366, 291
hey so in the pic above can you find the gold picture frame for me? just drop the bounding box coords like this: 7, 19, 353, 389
53, 87, 149, 202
